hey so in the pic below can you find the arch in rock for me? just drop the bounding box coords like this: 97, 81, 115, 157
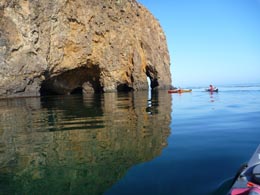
145, 65, 159, 89
40, 66, 103, 96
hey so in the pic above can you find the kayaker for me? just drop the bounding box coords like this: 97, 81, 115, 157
178, 87, 182, 93
209, 84, 214, 92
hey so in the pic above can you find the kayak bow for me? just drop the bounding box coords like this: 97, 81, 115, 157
229, 144, 260, 195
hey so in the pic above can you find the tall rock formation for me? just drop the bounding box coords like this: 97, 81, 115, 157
0, 0, 171, 97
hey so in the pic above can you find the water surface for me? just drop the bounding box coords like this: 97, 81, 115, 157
1, 86, 260, 195
0, 91, 171, 194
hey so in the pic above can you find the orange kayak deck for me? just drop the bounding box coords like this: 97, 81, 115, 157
168, 89, 192, 93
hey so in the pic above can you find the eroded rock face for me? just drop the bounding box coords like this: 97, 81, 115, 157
0, 0, 171, 97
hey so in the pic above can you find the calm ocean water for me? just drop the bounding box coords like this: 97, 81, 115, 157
0, 85, 260, 195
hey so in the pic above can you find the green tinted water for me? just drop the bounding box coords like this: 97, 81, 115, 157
1, 86, 260, 195
0, 91, 171, 194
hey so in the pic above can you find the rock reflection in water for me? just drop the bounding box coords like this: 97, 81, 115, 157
0, 91, 171, 194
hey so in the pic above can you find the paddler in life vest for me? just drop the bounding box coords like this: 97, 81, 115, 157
178, 87, 182, 93
209, 84, 214, 92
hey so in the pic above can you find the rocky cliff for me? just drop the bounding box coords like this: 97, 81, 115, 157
0, 0, 171, 97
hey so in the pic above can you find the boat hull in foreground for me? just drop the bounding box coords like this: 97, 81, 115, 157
228, 144, 260, 195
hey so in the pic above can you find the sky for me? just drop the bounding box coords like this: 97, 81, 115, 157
138, 0, 260, 87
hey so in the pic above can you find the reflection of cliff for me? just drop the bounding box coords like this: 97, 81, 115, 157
0, 91, 171, 194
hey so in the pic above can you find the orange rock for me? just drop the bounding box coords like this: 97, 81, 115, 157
0, 0, 171, 97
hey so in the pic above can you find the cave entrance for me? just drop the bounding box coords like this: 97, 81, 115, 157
40, 66, 103, 96
117, 84, 133, 92
146, 65, 158, 89
70, 87, 83, 95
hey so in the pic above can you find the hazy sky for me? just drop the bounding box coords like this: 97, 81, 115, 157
138, 0, 260, 87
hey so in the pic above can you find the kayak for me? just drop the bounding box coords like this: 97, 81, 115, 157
228, 144, 260, 195
205, 88, 219, 92
168, 89, 192, 93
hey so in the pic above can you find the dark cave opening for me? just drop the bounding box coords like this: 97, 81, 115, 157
70, 87, 83, 95
150, 78, 159, 89
40, 66, 102, 96
146, 66, 158, 89
117, 84, 133, 92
